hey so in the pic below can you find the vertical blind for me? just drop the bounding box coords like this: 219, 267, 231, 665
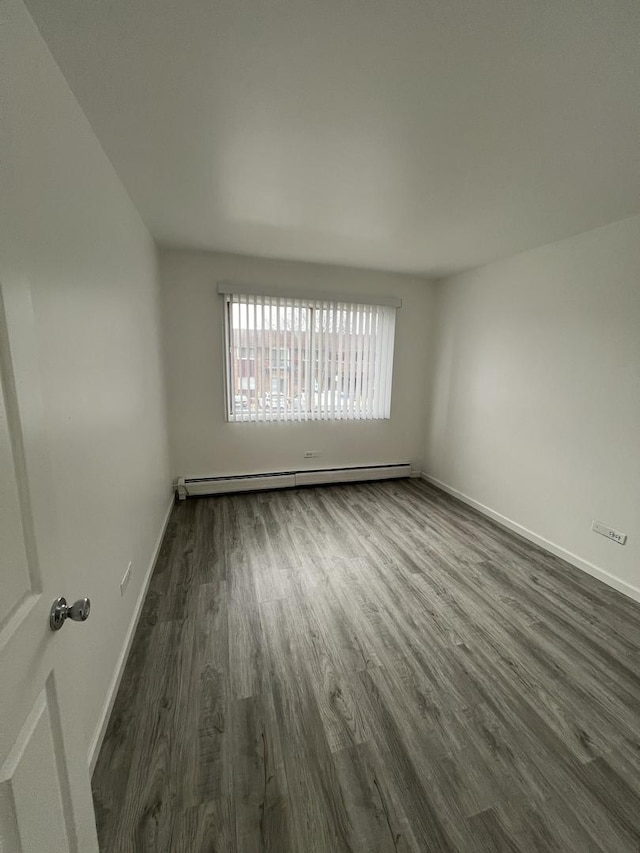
224, 293, 396, 422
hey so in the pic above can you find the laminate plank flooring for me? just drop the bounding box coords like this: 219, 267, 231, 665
92, 479, 640, 852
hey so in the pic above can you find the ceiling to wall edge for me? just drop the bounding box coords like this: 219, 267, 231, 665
155, 208, 640, 284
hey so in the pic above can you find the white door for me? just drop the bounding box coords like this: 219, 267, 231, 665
0, 281, 99, 852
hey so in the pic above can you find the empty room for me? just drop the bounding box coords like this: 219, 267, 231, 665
1, 0, 639, 851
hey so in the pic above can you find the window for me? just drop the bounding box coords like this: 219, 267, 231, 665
222, 290, 397, 422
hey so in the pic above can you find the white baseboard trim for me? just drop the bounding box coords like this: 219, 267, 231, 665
421, 473, 640, 606
88, 495, 174, 775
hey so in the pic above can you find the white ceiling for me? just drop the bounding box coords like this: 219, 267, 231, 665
25, 0, 640, 276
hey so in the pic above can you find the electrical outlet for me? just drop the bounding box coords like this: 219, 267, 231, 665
120, 562, 132, 596
592, 521, 627, 545
304, 450, 321, 458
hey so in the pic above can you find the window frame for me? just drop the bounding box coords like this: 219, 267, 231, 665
222, 290, 398, 424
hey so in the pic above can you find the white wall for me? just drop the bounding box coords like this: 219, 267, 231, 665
425, 214, 640, 600
160, 249, 435, 479
1, 0, 171, 776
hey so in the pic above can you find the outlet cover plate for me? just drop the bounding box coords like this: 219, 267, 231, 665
120, 562, 132, 595
592, 520, 627, 545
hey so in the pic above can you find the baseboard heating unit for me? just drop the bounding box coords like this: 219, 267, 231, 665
176, 463, 412, 499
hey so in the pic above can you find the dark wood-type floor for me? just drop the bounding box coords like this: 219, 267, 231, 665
92, 479, 640, 852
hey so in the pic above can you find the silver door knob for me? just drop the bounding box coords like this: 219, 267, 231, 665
49, 597, 91, 631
